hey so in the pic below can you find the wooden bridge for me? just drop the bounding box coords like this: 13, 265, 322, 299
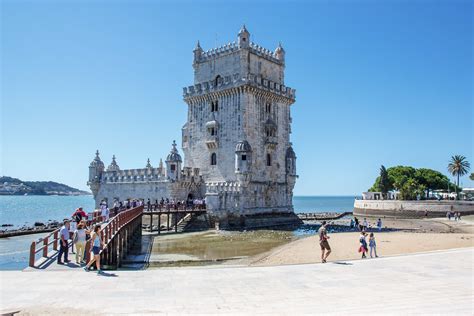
143, 205, 207, 234
28, 205, 143, 270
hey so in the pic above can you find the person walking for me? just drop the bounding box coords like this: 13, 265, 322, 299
57, 219, 71, 264
73, 223, 87, 264
376, 218, 382, 232
354, 217, 360, 231
84, 225, 105, 274
359, 231, 368, 259
72, 207, 87, 223
100, 204, 108, 222
369, 232, 378, 258
363, 218, 369, 230
318, 221, 331, 263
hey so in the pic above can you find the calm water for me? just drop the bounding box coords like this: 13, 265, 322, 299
0, 195, 95, 228
0, 195, 355, 270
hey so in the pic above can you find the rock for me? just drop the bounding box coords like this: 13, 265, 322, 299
34, 222, 45, 227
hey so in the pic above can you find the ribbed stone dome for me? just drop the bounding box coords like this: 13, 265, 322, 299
166, 140, 182, 162
235, 140, 252, 152
89, 150, 105, 169
107, 155, 120, 172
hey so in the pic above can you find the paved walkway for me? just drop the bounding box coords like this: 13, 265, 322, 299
1, 248, 473, 315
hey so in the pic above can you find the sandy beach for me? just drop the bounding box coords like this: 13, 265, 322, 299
247, 216, 474, 266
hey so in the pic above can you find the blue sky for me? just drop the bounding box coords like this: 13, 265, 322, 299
1, 0, 473, 195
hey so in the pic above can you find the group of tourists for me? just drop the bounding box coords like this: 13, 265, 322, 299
56, 218, 105, 274
318, 217, 381, 263
446, 211, 462, 221
358, 231, 378, 259
55, 199, 138, 274
145, 197, 206, 211
351, 217, 383, 232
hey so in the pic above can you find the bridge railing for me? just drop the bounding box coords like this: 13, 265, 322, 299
144, 204, 206, 212
28, 206, 141, 268
84, 205, 144, 264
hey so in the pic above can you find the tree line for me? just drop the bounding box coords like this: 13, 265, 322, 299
369, 155, 471, 200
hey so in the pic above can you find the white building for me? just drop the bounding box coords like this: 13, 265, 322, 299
88, 26, 299, 227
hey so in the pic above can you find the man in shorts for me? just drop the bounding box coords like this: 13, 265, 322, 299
318, 221, 331, 263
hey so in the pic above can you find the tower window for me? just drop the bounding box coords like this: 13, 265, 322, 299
265, 103, 271, 113
241, 154, 247, 161
266, 154, 271, 166
214, 75, 221, 87
208, 127, 216, 136
210, 153, 217, 165
170, 164, 176, 171
211, 100, 219, 112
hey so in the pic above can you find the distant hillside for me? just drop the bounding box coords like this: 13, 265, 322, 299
0, 176, 90, 196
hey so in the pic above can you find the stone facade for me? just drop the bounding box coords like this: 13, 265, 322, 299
354, 200, 474, 218
182, 26, 297, 220
87, 143, 205, 208
88, 26, 298, 226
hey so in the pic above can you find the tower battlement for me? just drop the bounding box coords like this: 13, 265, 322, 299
196, 41, 282, 65
183, 74, 296, 101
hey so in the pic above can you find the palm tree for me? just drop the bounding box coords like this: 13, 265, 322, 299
470, 173, 474, 181
447, 155, 470, 197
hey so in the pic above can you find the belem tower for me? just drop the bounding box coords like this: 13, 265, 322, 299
88, 26, 299, 228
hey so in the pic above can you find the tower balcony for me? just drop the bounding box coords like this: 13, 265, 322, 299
265, 136, 278, 145
265, 136, 278, 149
206, 135, 218, 149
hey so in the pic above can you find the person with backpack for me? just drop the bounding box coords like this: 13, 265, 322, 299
73, 223, 88, 264
359, 231, 368, 259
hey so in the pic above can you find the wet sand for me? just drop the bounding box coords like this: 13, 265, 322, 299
246, 217, 474, 266
146, 230, 295, 267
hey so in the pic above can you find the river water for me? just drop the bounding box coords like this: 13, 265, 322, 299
0, 195, 356, 270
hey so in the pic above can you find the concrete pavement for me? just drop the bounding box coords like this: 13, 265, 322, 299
1, 248, 473, 315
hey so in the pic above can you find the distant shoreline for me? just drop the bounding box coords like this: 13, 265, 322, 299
0, 193, 91, 196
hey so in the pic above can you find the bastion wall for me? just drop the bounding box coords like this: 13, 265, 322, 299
354, 200, 474, 218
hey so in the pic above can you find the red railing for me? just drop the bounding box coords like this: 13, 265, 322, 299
28, 206, 142, 268
144, 204, 206, 212
84, 205, 143, 263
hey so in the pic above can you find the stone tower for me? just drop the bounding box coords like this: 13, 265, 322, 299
182, 26, 298, 222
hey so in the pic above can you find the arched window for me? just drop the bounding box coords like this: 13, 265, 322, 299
215, 75, 221, 87
211, 153, 217, 165
266, 154, 271, 166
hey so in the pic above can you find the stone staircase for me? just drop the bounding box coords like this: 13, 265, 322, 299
175, 213, 211, 232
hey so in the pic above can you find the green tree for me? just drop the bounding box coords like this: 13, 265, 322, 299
447, 155, 471, 197
378, 165, 391, 198
470, 173, 474, 181
368, 165, 460, 200
415, 168, 450, 198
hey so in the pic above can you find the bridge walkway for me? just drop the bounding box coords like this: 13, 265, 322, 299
27, 205, 143, 271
